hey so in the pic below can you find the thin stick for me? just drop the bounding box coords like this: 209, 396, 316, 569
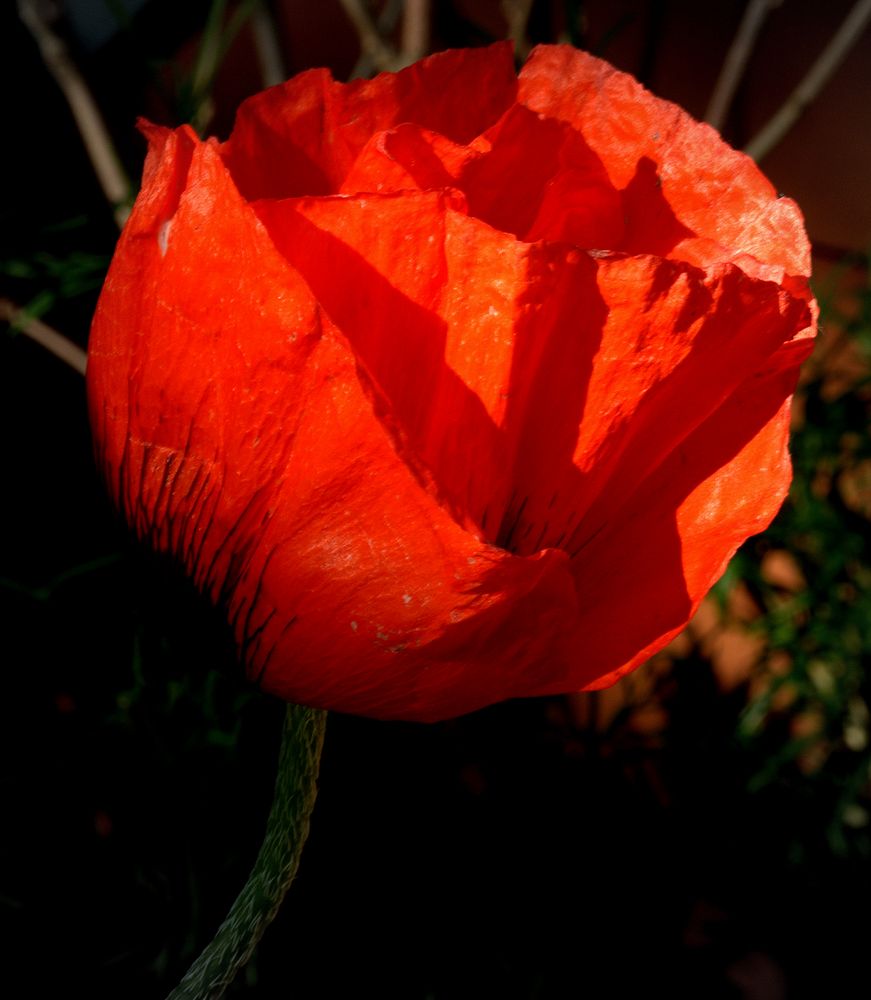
744, 0, 871, 161
398, 0, 429, 68
705, 0, 782, 131
1, 298, 88, 376
190, 0, 266, 133
18, 0, 131, 229
502, 0, 535, 60
350, 0, 404, 78
190, 0, 228, 133
339, 0, 397, 73
251, 2, 286, 88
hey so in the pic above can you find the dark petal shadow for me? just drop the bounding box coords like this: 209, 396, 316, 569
255, 199, 511, 534
619, 156, 698, 258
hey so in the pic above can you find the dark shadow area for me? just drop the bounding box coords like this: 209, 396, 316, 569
620, 154, 697, 258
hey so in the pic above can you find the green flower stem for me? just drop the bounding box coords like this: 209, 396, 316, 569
167, 703, 327, 1000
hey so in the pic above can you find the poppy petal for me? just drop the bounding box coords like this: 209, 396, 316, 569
254, 190, 612, 547
88, 126, 580, 722
339, 106, 626, 250
339, 122, 477, 195
254, 192, 812, 562
554, 357, 805, 693
220, 42, 517, 201
555, 254, 814, 556
88, 46, 818, 722
518, 45, 812, 281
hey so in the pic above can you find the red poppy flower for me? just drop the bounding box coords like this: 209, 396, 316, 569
87, 44, 816, 722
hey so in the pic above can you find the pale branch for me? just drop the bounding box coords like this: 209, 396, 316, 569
744, 0, 871, 161
1, 298, 88, 376
339, 0, 398, 73
350, 0, 404, 78
502, 0, 535, 60
18, 0, 131, 229
398, 0, 430, 68
251, 2, 286, 88
705, 0, 783, 131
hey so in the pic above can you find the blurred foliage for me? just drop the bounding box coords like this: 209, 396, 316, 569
2, 246, 110, 319
175, 0, 263, 131
724, 257, 871, 861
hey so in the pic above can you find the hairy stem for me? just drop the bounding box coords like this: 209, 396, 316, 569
166, 703, 327, 1000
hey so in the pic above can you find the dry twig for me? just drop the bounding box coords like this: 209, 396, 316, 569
18, 0, 131, 229
502, 0, 535, 61
1, 298, 88, 376
251, 2, 286, 87
399, 0, 430, 67
744, 0, 871, 161
339, 0, 398, 73
705, 0, 782, 131
350, 0, 404, 78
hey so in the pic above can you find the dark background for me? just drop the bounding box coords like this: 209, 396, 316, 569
3, 2, 871, 996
